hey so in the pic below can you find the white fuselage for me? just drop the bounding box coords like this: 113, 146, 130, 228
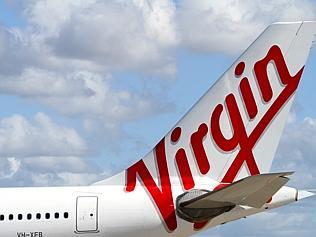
0, 185, 298, 237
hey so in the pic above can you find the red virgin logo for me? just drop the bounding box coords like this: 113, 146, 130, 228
125, 45, 304, 232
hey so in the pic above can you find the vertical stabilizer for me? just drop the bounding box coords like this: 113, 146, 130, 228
126, 21, 316, 186
96, 21, 316, 233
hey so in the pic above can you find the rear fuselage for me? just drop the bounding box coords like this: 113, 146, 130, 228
0, 185, 298, 237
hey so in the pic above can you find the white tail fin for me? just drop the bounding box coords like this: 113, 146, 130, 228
124, 21, 316, 187
96, 21, 316, 232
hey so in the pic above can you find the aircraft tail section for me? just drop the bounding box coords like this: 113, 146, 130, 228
96, 21, 316, 233
125, 21, 316, 188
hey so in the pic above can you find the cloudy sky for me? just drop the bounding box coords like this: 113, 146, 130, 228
0, 0, 315, 236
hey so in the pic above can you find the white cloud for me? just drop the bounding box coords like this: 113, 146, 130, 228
0, 113, 87, 157
29, 172, 100, 186
178, 0, 316, 54
22, 156, 104, 186
0, 26, 6, 57
47, 0, 177, 74
0, 2, 176, 189
23, 156, 98, 173
0, 25, 27, 75
1, 0, 315, 131
0, 67, 93, 97
273, 117, 316, 188
3, 0, 177, 75
0, 0, 176, 133
21, 0, 88, 36
3, 0, 316, 75
0, 68, 172, 131
0, 156, 106, 186
0, 158, 21, 179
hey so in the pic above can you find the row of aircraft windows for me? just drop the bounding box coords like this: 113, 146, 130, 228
0, 212, 69, 221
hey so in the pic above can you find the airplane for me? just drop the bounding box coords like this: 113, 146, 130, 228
0, 21, 315, 237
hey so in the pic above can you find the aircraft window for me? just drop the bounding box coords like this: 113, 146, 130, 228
0, 212, 70, 222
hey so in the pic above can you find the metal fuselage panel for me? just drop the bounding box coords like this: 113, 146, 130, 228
0, 185, 298, 237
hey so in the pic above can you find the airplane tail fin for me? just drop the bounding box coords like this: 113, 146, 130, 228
94, 21, 316, 233
99, 21, 316, 189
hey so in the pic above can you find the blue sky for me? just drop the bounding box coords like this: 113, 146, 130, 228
0, 0, 316, 236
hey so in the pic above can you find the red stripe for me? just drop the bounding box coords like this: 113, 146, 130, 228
125, 139, 177, 231
213, 183, 230, 191
220, 45, 304, 183
176, 149, 195, 190
194, 221, 208, 230
249, 68, 303, 148
191, 123, 210, 174
254, 61, 273, 102
240, 77, 258, 119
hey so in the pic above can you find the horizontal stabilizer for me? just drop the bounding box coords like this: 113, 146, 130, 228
181, 172, 293, 209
